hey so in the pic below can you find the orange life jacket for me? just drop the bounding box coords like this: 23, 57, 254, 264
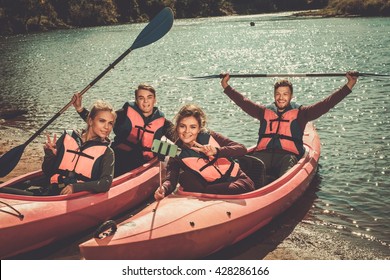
255, 103, 304, 157
50, 130, 109, 184
115, 102, 165, 160
178, 132, 240, 183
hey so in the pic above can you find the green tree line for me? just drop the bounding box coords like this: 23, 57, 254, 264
0, 0, 388, 36
327, 0, 390, 16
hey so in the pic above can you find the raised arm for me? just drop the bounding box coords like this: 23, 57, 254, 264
221, 73, 265, 120
346, 71, 358, 90
72, 92, 89, 122
211, 131, 247, 158
300, 71, 358, 122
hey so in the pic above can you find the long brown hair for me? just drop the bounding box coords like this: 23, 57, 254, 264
173, 104, 208, 139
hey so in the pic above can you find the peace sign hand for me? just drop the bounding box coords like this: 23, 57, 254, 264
44, 133, 57, 155
191, 141, 217, 158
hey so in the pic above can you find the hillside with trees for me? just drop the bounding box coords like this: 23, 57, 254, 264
324, 0, 390, 16
296, 0, 390, 17
0, 0, 389, 36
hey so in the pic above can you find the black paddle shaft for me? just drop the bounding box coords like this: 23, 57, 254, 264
179, 72, 390, 81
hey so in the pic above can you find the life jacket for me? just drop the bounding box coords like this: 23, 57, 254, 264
50, 130, 109, 185
178, 132, 240, 183
115, 102, 165, 160
255, 103, 305, 157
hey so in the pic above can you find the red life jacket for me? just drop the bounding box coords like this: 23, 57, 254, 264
50, 130, 109, 184
255, 103, 304, 157
115, 103, 165, 160
178, 132, 240, 183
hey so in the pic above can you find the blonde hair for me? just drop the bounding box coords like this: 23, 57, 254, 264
87, 100, 117, 126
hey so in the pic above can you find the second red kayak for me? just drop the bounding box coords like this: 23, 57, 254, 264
79, 122, 321, 260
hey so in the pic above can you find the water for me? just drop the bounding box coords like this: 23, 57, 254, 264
1, 12, 389, 257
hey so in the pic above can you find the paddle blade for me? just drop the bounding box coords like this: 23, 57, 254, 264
0, 144, 26, 177
359, 72, 390, 78
130, 7, 174, 50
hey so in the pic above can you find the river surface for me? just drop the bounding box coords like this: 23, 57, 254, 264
1, 12, 389, 259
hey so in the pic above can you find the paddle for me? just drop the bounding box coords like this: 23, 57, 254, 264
178, 72, 390, 81
0, 7, 174, 178
151, 139, 180, 189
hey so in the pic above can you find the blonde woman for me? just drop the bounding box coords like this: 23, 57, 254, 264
42, 100, 116, 195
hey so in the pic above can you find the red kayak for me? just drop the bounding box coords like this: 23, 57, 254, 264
79, 122, 321, 260
0, 157, 164, 259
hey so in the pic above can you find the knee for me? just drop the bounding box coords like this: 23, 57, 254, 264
279, 154, 298, 176
237, 155, 266, 189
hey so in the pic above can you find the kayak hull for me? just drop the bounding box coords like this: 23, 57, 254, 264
0, 158, 164, 259
79, 122, 321, 260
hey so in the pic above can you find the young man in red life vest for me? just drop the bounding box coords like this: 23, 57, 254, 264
220, 71, 358, 182
73, 84, 174, 177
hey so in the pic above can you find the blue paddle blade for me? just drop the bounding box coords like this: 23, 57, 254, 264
130, 7, 174, 50
0, 144, 26, 177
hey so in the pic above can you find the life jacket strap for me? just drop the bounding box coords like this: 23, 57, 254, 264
269, 117, 289, 131
260, 133, 303, 145
66, 149, 94, 160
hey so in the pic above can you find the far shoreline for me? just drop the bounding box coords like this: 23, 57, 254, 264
1, 7, 389, 37
292, 9, 362, 18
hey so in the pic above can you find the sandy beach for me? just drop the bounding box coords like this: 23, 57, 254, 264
1, 125, 388, 260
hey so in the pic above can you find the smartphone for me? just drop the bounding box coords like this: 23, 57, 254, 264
151, 139, 179, 158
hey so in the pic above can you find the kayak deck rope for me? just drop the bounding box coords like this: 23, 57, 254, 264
0, 200, 24, 220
